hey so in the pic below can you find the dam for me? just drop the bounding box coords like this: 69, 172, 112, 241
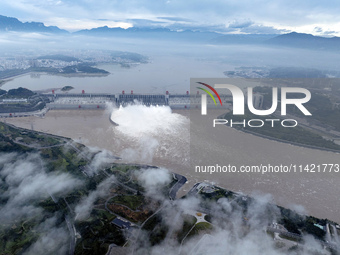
44, 91, 232, 110
0, 90, 232, 117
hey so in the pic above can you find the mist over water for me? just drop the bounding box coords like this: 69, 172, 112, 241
111, 104, 188, 138
110, 104, 190, 166
6, 105, 340, 223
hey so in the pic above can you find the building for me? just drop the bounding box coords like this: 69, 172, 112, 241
196, 183, 216, 194
314, 223, 325, 231
2, 98, 28, 103
111, 217, 132, 229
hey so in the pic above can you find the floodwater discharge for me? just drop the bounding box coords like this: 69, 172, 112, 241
5, 107, 340, 223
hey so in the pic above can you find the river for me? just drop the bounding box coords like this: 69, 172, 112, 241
4, 107, 340, 224
2, 49, 340, 223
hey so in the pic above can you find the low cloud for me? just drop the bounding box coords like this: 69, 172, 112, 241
314, 26, 337, 36
74, 175, 116, 221
0, 152, 83, 224
88, 149, 117, 175
226, 20, 289, 34
120, 136, 159, 163
23, 216, 69, 255
131, 185, 328, 255
228, 20, 254, 29
136, 167, 172, 198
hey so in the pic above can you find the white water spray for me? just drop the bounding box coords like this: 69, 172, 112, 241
110, 104, 189, 165
110, 104, 188, 139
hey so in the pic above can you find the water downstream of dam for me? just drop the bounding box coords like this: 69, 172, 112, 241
5, 107, 340, 224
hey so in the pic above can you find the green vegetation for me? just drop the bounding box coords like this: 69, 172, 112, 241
267, 230, 275, 239
197, 184, 334, 248
7, 87, 34, 97
0, 69, 30, 79
1, 121, 339, 254
142, 214, 169, 245
177, 214, 197, 243
61, 64, 109, 74
223, 110, 340, 151
0, 122, 183, 255
278, 206, 328, 241
255, 83, 340, 132
107, 164, 145, 192
0, 64, 108, 80
37, 54, 80, 62
0, 87, 48, 114
109, 195, 144, 211
281, 218, 301, 235
0, 122, 66, 149
277, 207, 328, 241
305, 222, 326, 240
111, 51, 148, 63
109, 164, 140, 174
204, 214, 212, 223
0, 101, 45, 113
0, 124, 101, 253
0, 218, 39, 255
199, 187, 227, 201
0, 133, 31, 153
186, 222, 213, 239
74, 209, 125, 255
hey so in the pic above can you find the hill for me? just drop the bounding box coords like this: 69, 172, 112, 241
0, 15, 68, 33
75, 26, 220, 41
266, 32, 340, 50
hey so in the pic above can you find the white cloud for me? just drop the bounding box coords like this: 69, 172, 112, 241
74, 175, 116, 221
0, 153, 83, 223
1, 0, 340, 34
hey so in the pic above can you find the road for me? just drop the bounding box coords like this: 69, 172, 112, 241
0, 107, 49, 118
169, 173, 187, 200
331, 224, 340, 243
267, 226, 338, 251
65, 215, 76, 255
130, 205, 165, 255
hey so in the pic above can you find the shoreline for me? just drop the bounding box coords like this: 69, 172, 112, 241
0, 71, 110, 88
216, 113, 340, 155
4, 108, 340, 223
2, 118, 339, 226
4, 106, 340, 154
233, 127, 340, 154
0, 72, 31, 87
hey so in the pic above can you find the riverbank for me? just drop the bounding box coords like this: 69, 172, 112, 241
0, 70, 110, 89
0, 72, 31, 87
219, 112, 340, 153
4, 108, 340, 224
229, 125, 340, 154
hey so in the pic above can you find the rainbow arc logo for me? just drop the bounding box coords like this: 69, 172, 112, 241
196, 82, 223, 106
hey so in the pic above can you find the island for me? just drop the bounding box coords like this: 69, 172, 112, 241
0, 51, 149, 81
61, 86, 74, 92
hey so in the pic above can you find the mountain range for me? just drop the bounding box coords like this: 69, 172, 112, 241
0, 15, 67, 33
265, 32, 340, 50
1, 14, 340, 50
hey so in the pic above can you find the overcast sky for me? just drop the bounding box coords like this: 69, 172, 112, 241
1, 0, 340, 35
